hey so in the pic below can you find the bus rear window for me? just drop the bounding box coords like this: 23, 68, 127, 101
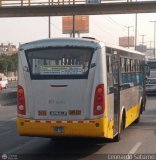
26, 47, 94, 79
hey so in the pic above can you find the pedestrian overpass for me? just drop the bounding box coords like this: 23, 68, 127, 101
0, 0, 156, 17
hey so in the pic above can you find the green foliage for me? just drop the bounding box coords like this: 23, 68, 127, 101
0, 53, 18, 75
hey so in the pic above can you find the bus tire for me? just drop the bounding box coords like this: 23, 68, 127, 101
134, 116, 140, 124
113, 112, 125, 142
114, 132, 121, 142
141, 97, 146, 113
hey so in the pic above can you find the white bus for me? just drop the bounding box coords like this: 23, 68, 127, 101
146, 59, 156, 78
17, 38, 146, 141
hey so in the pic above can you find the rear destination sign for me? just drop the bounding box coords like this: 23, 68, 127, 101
40, 65, 83, 75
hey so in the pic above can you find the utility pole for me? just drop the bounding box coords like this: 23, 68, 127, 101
126, 26, 133, 48
48, 16, 51, 38
135, 0, 138, 50
150, 21, 156, 59
72, 15, 75, 38
149, 41, 153, 58
48, 0, 51, 38
140, 34, 146, 45
140, 34, 146, 52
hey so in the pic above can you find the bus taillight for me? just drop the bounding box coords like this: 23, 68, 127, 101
17, 85, 26, 115
93, 84, 105, 115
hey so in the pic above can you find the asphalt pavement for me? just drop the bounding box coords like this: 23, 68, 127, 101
0, 81, 17, 106
1, 81, 17, 94
0, 96, 156, 160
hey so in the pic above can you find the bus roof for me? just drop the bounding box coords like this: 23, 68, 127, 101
105, 43, 145, 56
146, 59, 156, 62
19, 38, 103, 51
20, 38, 145, 56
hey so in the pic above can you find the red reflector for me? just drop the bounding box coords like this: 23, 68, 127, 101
78, 121, 83, 123
67, 121, 72, 123
90, 121, 95, 123
46, 120, 51, 123
56, 121, 61, 123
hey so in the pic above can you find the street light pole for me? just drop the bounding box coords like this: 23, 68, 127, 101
127, 26, 133, 48
150, 21, 156, 59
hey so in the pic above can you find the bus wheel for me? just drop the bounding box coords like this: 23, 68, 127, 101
113, 114, 125, 142
134, 116, 140, 124
113, 132, 121, 142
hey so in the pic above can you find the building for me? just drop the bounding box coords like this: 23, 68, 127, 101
136, 44, 155, 59
0, 43, 18, 55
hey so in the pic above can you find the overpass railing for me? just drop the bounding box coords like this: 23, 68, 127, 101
0, 0, 149, 7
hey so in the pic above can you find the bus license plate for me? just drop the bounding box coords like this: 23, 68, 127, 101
54, 127, 64, 133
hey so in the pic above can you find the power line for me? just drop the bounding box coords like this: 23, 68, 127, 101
91, 16, 128, 36
107, 16, 126, 28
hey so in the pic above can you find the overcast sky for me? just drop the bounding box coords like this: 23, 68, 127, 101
0, 13, 156, 48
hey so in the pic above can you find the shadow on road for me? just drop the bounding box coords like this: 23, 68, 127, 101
21, 137, 114, 160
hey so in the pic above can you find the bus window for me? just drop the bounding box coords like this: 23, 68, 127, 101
106, 55, 113, 94
127, 59, 130, 72
124, 58, 127, 72
26, 47, 94, 79
120, 57, 124, 73
130, 59, 134, 72
106, 55, 109, 73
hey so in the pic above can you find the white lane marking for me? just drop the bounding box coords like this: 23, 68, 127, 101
6, 138, 39, 154
0, 130, 12, 136
10, 117, 16, 120
128, 142, 142, 154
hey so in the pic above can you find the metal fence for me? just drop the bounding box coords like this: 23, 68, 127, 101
0, 0, 152, 7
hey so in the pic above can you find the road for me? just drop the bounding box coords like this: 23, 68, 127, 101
0, 96, 156, 160
0, 81, 17, 106
1, 81, 17, 94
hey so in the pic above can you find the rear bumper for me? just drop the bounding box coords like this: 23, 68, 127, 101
17, 117, 113, 139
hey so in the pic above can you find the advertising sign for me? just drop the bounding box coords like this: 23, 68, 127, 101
62, 16, 89, 34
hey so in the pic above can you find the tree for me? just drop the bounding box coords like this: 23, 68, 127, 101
0, 53, 18, 75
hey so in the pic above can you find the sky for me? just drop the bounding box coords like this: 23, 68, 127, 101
0, 13, 156, 48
